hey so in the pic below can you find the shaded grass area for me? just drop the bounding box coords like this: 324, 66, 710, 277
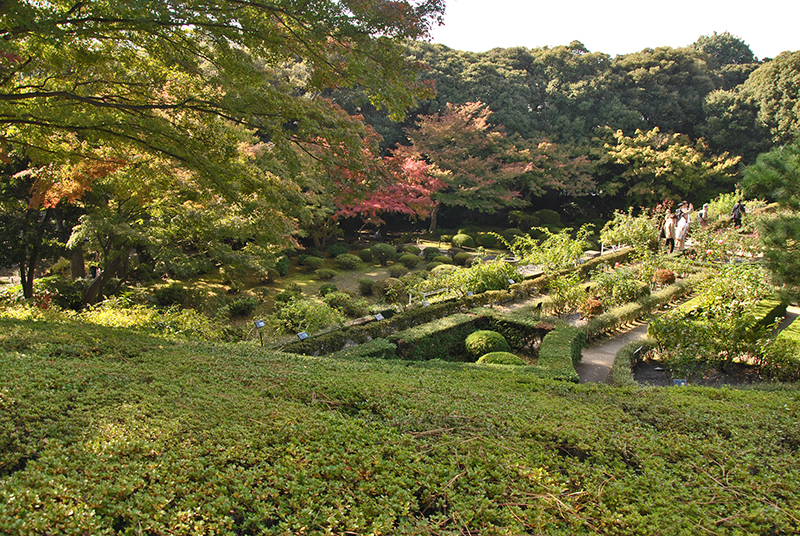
1, 316, 799, 535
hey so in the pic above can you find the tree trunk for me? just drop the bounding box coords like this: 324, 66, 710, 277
428, 203, 441, 233
82, 251, 127, 306
70, 244, 86, 279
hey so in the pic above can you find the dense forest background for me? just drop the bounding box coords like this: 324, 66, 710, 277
332, 33, 799, 226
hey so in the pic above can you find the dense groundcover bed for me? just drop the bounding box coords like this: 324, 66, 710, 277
1, 317, 799, 535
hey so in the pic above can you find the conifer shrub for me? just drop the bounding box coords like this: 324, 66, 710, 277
275, 255, 290, 276
477, 352, 526, 366
475, 233, 498, 248
319, 283, 338, 296
451, 233, 475, 248
301, 255, 325, 271
502, 228, 524, 241
453, 252, 473, 266
399, 254, 421, 269
370, 243, 397, 266
223, 296, 259, 318
426, 261, 443, 271
439, 234, 452, 243
423, 247, 442, 261
357, 279, 374, 296
314, 268, 337, 280
433, 255, 453, 264
465, 330, 512, 360
335, 253, 361, 270
388, 265, 408, 278
534, 208, 561, 225
404, 245, 421, 255
357, 248, 373, 262
323, 291, 370, 318
326, 243, 349, 257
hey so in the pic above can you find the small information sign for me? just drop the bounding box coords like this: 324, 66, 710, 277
673, 379, 687, 386
508, 279, 516, 285
254, 319, 265, 329
466, 291, 474, 296
374, 313, 384, 321
297, 331, 309, 340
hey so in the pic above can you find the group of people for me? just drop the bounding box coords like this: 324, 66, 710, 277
662, 199, 745, 253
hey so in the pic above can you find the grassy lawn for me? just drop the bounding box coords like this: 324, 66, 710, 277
1, 314, 799, 534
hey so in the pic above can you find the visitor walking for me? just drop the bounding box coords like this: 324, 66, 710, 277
676, 210, 691, 251
697, 203, 710, 229
663, 211, 677, 253
731, 199, 745, 228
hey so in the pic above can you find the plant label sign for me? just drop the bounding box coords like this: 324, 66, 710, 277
297, 331, 309, 340
673, 379, 687, 386
254, 319, 265, 329
374, 313, 384, 321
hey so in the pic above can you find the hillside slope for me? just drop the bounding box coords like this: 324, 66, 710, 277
1, 317, 798, 535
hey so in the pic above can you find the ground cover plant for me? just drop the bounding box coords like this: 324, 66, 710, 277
1, 315, 798, 535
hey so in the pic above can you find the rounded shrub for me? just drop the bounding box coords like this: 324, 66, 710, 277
388, 264, 408, 278
357, 248, 373, 262
335, 253, 361, 270
477, 352, 527, 366
426, 261, 443, 271
300, 256, 325, 271
430, 263, 459, 274
433, 255, 453, 265
475, 233, 498, 248
453, 252, 473, 266
323, 291, 370, 318
318, 283, 338, 296
370, 242, 397, 266
465, 330, 512, 360
314, 268, 337, 280
423, 247, 441, 261
439, 234, 452, 244
458, 225, 482, 236
373, 277, 406, 303
154, 283, 191, 307
399, 254, 421, 269
534, 209, 561, 225
502, 228, 524, 241
358, 278, 374, 296
404, 245, 421, 255
451, 233, 475, 248
224, 296, 259, 318
326, 243, 349, 257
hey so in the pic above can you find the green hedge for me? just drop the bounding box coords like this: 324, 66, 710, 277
476, 308, 556, 349
389, 313, 486, 361
535, 326, 585, 382
608, 338, 657, 388
328, 338, 398, 360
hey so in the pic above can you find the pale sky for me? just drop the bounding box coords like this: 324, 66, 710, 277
428, 0, 799, 60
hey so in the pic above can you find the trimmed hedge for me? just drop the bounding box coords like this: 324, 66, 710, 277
328, 338, 398, 360
389, 313, 485, 361
608, 338, 657, 388
477, 308, 556, 349
536, 326, 585, 382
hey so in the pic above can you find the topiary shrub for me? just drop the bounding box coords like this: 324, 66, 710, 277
335, 253, 361, 270
451, 233, 475, 248
370, 243, 397, 266
423, 247, 441, 261
502, 228, 524, 242
357, 248, 373, 262
319, 283, 338, 296
426, 261, 443, 271
314, 268, 337, 280
465, 330, 512, 360
439, 234, 452, 244
431, 263, 459, 275
458, 225, 482, 236
404, 245, 421, 255
326, 243, 348, 257
477, 352, 526, 366
399, 254, 421, 269
358, 278, 374, 296
388, 264, 408, 278
433, 255, 453, 265
453, 252, 473, 266
475, 233, 498, 248
373, 277, 406, 304
534, 209, 561, 225
300, 256, 325, 271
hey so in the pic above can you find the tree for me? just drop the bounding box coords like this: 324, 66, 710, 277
0, 0, 444, 296
740, 51, 800, 146
742, 139, 800, 289
599, 127, 740, 208
692, 32, 757, 67
402, 102, 532, 232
